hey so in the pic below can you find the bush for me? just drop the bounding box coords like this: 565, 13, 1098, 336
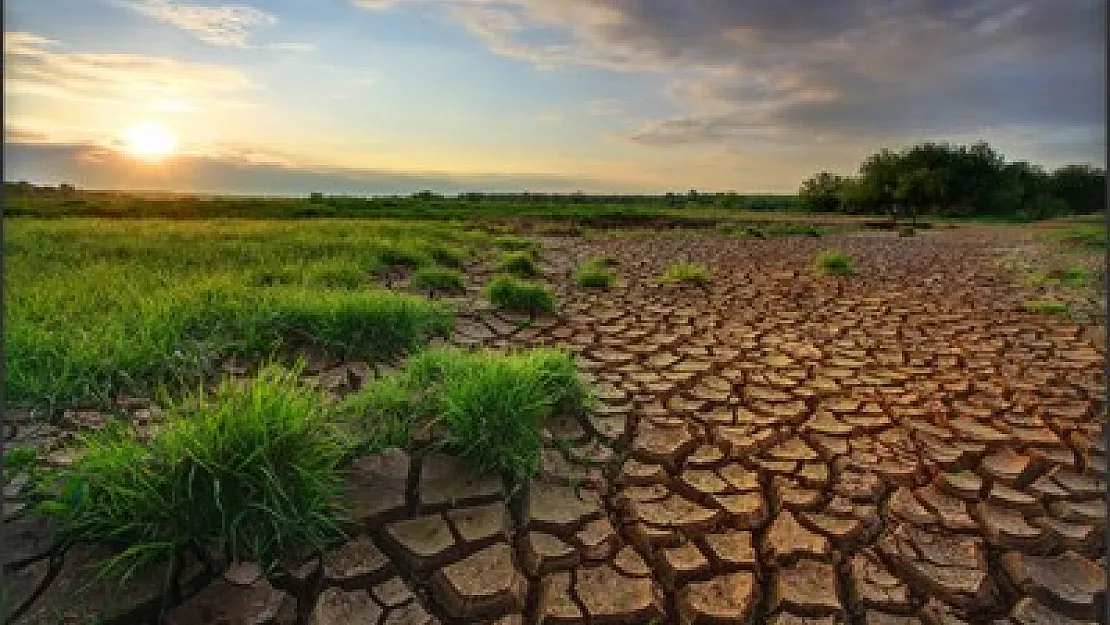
659, 262, 711, 286
486, 276, 556, 314
1023, 300, 1070, 315
42, 365, 348, 585
411, 267, 465, 292
814, 251, 855, 276
339, 348, 591, 477
574, 262, 615, 288
499, 251, 541, 277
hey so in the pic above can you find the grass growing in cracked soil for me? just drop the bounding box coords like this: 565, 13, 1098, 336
40, 364, 349, 586
5, 219, 477, 410
485, 275, 557, 313
574, 260, 616, 288
340, 347, 590, 477
499, 250, 542, 277
411, 266, 466, 292
658, 261, 711, 286
814, 250, 855, 275
1022, 299, 1071, 316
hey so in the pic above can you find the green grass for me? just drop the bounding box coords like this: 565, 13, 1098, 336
3, 444, 39, 473
499, 251, 541, 277
492, 235, 540, 255
1027, 267, 1098, 288
486, 275, 556, 314
430, 244, 468, 268
592, 254, 619, 267
338, 347, 591, 477
6, 219, 469, 411
658, 262, 711, 286
40, 364, 348, 586
574, 261, 615, 288
411, 267, 466, 292
814, 251, 855, 276
1022, 300, 1070, 315
1049, 226, 1106, 251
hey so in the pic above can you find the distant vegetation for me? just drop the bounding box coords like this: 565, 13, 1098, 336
799, 141, 1105, 221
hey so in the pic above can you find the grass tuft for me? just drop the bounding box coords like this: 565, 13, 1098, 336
658, 261, 711, 286
486, 276, 556, 314
339, 347, 591, 478
499, 251, 541, 277
814, 251, 855, 276
574, 261, 615, 288
40, 364, 348, 586
1022, 300, 1070, 315
492, 235, 539, 255
411, 267, 465, 292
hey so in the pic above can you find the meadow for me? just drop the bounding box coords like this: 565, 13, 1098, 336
4, 218, 489, 410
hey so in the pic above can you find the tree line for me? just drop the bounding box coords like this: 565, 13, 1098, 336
798, 141, 1105, 220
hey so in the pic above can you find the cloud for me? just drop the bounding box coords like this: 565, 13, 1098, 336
357, 0, 1104, 159
4, 31, 257, 108
110, 0, 278, 47
3, 141, 625, 195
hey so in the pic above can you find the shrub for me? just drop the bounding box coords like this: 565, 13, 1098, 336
1023, 300, 1070, 315
574, 262, 615, 288
499, 251, 541, 277
486, 276, 556, 314
339, 348, 591, 478
659, 262, 711, 286
411, 267, 465, 292
42, 365, 348, 585
814, 251, 855, 276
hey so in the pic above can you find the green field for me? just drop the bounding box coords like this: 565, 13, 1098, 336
5, 218, 491, 410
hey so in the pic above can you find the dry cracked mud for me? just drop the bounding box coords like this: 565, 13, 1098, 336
4, 228, 1105, 624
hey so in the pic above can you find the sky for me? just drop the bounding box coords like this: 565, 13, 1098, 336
3, 0, 1106, 194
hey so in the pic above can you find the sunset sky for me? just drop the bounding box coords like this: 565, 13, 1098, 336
4, 0, 1105, 194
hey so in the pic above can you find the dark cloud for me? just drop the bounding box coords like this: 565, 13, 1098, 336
371, 0, 1104, 160
2, 142, 622, 194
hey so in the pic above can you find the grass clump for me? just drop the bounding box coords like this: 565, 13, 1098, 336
574, 261, 615, 288
411, 267, 466, 292
814, 251, 855, 276
1022, 300, 1070, 316
1050, 226, 1106, 251
41, 365, 348, 585
658, 262, 711, 286
430, 245, 467, 268
499, 251, 541, 277
3, 445, 39, 473
493, 235, 539, 255
339, 347, 591, 477
486, 276, 556, 314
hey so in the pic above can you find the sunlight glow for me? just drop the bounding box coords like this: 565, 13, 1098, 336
122, 121, 178, 160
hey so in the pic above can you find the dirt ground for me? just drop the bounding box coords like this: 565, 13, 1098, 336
7, 226, 1106, 625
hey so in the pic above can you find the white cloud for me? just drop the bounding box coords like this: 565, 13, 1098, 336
5, 31, 258, 108
111, 0, 278, 47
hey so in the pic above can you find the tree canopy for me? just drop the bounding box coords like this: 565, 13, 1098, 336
799, 142, 1105, 220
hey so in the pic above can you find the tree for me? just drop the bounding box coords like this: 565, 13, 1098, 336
798, 172, 846, 212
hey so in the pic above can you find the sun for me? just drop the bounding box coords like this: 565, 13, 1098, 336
122, 121, 178, 160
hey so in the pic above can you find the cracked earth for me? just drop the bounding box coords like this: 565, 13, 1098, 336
6, 228, 1106, 624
